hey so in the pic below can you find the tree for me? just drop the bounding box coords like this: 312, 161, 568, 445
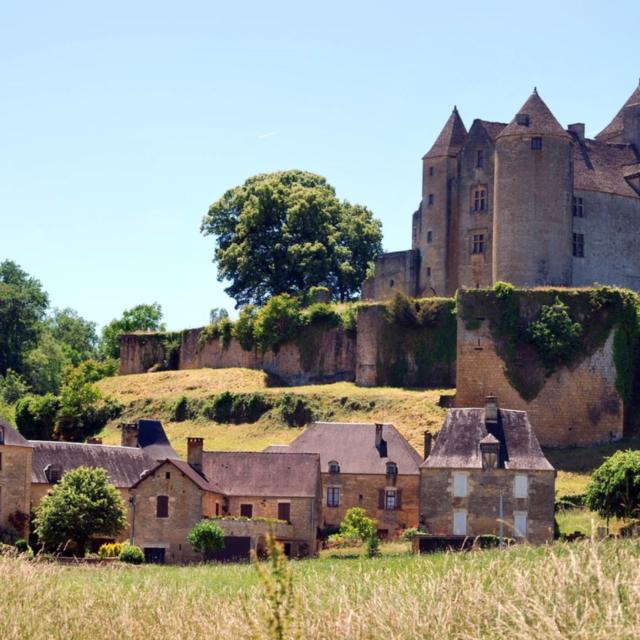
0, 261, 49, 376
338, 507, 377, 542
585, 450, 640, 522
100, 303, 165, 359
187, 520, 225, 559
46, 308, 98, 366
23, 332, 67, 395
209, 307, 229, 325
33, 466, 127, 556
201, 170, 382, 306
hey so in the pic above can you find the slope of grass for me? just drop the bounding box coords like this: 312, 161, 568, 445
2, 540, 640, 639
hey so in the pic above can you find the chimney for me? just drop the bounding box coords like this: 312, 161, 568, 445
485, 396, 498, 423
87, 437, 102, 445
568, 123, 585, 142
188, 437, 204, 473
120, 423, 139, 448
423, 432, 432, 460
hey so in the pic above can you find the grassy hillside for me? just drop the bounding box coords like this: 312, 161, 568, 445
97, 368, 452, 456
2, 540, 638, 639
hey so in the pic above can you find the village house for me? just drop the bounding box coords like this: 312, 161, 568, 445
420, 396, 556, 545
266, 422, 423, 538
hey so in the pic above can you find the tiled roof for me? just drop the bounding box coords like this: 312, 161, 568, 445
201, 451, 320, 498
131, 458, 216, 492
498, 89, 570, 140
478, 120, 507, 141
596, 82, 640, 142
572, 136, 640, 198
0, 419, 32, 447
423, 107, 468, 159
421, 408, 554, 471
31, 441, 157, 487
267, 422, 422, 475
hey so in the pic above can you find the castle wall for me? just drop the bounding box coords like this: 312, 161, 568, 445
361, 250, 420, 301
572, 190, 640, 290
455, 312, 623, 447
0, 444, 32, 533
119, 334, 168, 375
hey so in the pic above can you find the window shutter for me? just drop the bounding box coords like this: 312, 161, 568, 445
378, 489, 385, 509
396, 489, 402, 510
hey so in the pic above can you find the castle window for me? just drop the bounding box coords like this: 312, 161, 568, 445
328, 461, 340, 474
426, 267, 431, 277
156, 495, 169, 518
327, 486, 340, 507
531, 137, 543, 150
473, 189, 486, 212
573, 233, 584, 258
427, 230, 433, 243
240, 503, 253, 518
517, 113, 530, 126
428, 193, 434, 206
472, 234, 485, 254
476, 149, 484, 168
429, 166, 434, 177
573, 197, 584, 217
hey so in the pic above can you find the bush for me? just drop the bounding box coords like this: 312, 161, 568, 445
119, 544, 144, 564
14, 539, 31, 555
338, 508, 377, 543
477, 534, 501, 549
206, 391, 234, 422
15, 393, 60, 440
340, 304, 359, 337
366, 534, 380, 558
253, 294, 303, 353
277, 394, 315, 427
401, 527, 419, 542
231, 393, 271, 423
233, 305, 258, 351
188, 520, 225, 559
172, 395, 189, 422
98, 542, 125, 559
303, 303, 341, 327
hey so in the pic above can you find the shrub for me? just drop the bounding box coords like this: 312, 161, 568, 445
172, 395, 189, 422
401, 527, 419, 542
206, 391, 234, 422
14, 539, 31, 555
477, 534, 501, 549
340, 304, 359, 337
253, 294, 303, 353
233, 305, 258, 351
15, 394, 60, 440
387, 292, 418, 328
303, 303, 341, 327
98, 542, 125, 559
188, 520, 225, 559
231, 393, 272, 423
199, 318, 233, 349
338, 508, 377, 543
119, 544, 144, 564
277, 394, 314, 427
366, 534, 380, 558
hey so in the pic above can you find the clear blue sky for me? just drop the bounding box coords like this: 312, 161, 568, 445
1, 1, 638, 331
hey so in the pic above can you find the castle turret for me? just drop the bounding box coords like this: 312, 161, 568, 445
493, 89, 573, 287
596, 81, 640, 151
417, 107, 467, 296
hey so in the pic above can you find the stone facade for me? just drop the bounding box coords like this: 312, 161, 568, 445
0, 437, 32, 534
364, 83, 640, 299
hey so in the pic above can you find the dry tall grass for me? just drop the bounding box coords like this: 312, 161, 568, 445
2, 540, 639, 639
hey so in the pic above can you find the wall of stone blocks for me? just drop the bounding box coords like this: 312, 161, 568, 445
361, 250, 420, 301
0, 445, 32, 532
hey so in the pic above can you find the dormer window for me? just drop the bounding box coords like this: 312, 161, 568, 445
517, 113, 530, 126
328, 461, 340, 474
386, 461, 398, 477
44, 463, 62, 484
480, 440, 500, 470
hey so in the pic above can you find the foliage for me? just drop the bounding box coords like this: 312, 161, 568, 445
98, 542, 125, 559
172, 395, 190, 422
187, 520, 225, 558
401, 527, 419, 542
366, 534, 380, 557
554, 494, 586, 512
204, 391, 272, 424
64, 358, 118, 386
340, 303, 359, 337
15, 393, 60, 440
253, 294, 304, 353
233, 305, 258, 351
209, 307, 229, 325
118, 544, 144, 564
46, 308, 98, 366
0, 369, 30, 404
0, 526, 19, 545
201, 170, 383, 306
34, 467, 127, 556
476, 534, 501, 549
199, 318, 233, 350
338, 508, 377, 543
527, 298, 583, 370
8, 510, 29, 538
100, 303, 165, 359
248, 532, 296, 640
14, 539, 31, 555
585, 450, 640, 521
0, 260, 49, 377
22, 331, 67, 395
277, 393, 315, 427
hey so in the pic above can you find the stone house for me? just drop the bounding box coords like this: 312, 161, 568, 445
267, 422, 423, 538
420, 397, 555, 544
0, 419, 32, 536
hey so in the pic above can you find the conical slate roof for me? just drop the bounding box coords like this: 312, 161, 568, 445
423, 107, 468, 159
497, 89, 570, 140
596, 81, 640, 142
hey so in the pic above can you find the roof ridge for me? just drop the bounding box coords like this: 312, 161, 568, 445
596, 81, 640, 141
497, 89, 570, 140
423, 106, 468, 159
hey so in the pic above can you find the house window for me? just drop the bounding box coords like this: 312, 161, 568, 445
517, 113, 530, 126
472, 234, 485, 254
514, 475, 529, 499
429, 166, 434, 177
453, 473, 468, 497
428, 194, 434, 206
453, 510, 467, 536
473, 189, 486, 212
427, 230, 433, 243
327, 487, 340, 507
165, 472, 171, 479
240, 503, 253, 518
531, 137, 543, 150
215, 502, 220, 516
573, 197, 584, 217
514, 511, 528, 538
476, 149, 484, 168
386, 461, 398, 477
277, 502, 291, 523
573, 233, 584, 257
384, 490, 397, 511
328, 461, 340, 474
156, 495, 169, 518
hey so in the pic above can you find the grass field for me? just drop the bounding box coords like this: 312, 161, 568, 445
2, 539, 639, 639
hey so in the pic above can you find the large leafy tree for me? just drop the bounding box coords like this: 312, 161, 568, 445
0, 260, 49, 376
47, 308, 98, 366
100, 302, 165, 359
201, 170, 383, 306
585, 450, 640, 521
34, 466, 127, 556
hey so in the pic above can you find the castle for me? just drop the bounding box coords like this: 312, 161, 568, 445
363, 82, 640, 299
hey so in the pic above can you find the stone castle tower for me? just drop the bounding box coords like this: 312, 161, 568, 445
363, 82, 640, 299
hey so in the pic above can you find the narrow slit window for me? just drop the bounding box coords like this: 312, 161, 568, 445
573, 233, 584, 258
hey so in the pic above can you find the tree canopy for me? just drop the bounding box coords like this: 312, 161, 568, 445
187, 520, 225, 559
100, 302, 165, 359
201, 170, 383, 306
33, 466, 127, 556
